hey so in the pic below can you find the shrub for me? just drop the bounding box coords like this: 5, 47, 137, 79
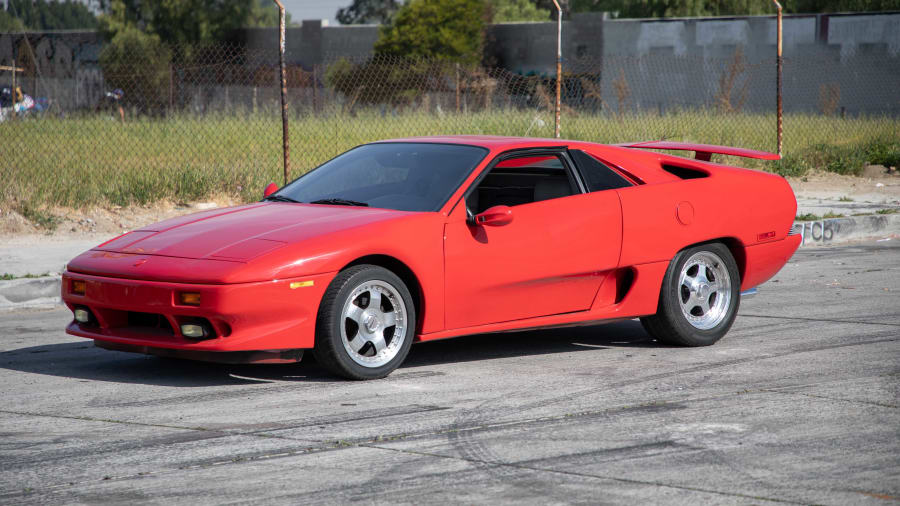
771, 154, 809, 177
864, 137, 900, 168
99, 27, 172, 114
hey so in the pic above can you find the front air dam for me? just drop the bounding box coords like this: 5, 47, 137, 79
95, 341, 305, 364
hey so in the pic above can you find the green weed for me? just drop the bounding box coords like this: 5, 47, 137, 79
0, 272, 52, 280
16, 202, 60, 231
864, 137, 900, 168
771, 155, 808, 177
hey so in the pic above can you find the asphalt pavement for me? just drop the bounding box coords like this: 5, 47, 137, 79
0, 241, 898, 505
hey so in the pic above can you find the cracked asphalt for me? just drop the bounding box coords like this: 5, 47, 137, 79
1, 241, 898, 505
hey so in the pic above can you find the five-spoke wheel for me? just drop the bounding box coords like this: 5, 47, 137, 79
677, 251, 733, 331
314, 265, 415, 379
641, 243, 740, 346
340, 280, 407, 368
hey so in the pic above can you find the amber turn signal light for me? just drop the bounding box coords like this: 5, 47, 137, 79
72, 280, 86, 295
179, 292, 201, 306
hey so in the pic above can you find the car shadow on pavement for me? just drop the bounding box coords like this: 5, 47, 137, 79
0, 318, 665, 386
403, 319, 660, 368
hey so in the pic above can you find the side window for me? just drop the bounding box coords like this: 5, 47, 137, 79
466, 154, 579, 214
570, 150, 632, 192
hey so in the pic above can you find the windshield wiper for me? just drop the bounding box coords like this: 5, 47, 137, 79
263, 194, 301, 203
309, 198, 369, 207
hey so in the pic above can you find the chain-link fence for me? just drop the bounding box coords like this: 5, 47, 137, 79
1, 38, 898, 213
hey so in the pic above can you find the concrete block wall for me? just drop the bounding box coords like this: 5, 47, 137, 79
2, 12, 897, 115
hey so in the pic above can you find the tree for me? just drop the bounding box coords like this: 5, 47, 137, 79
336, 0, 400, 24
787, 0, 900, 12
246, 0, 293, 27
488, 0, 551, 22
1, 0, 97, 31
99, 25, 172, 113
98, 0, 254, 50
374, 0, 489, 65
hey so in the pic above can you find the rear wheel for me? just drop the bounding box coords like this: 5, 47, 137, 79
313, 265, 415, 380
641, 243, 740, 347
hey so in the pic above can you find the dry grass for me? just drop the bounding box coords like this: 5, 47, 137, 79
1, 110, 896, 219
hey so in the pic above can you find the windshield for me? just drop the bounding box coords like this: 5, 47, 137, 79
272, 143, 489, 212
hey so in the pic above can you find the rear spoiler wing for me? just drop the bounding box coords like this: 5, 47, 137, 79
617, 141, 780, 161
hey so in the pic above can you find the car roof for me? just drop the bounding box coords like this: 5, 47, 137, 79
372, 135, 588, 150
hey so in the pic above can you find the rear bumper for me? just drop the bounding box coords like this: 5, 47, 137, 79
741, 234, 802, 291
61, 270, 336, 352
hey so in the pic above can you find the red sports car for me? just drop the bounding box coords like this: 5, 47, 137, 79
62, 136, 801, 379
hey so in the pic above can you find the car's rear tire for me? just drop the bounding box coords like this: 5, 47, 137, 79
640, 243, 740, 347
313, 265, 415, 380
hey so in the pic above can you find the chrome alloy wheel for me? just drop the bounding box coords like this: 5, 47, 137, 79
678, 251, 732, 330
340, 280, 407, 368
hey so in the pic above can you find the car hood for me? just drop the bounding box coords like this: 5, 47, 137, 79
92, 203, 412, 261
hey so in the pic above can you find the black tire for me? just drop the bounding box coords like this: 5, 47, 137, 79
640, 242, 740, 347
313, 265, 415, 380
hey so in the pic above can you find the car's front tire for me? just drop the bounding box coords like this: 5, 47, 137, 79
313, 265, 415, 380
640, 243, 740, 347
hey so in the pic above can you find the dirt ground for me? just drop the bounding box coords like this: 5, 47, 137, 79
786, 166, 900, 204
1, 168, 899, 243
0, 196, 239, 239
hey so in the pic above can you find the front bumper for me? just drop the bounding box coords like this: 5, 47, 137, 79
61, 270, 336, 352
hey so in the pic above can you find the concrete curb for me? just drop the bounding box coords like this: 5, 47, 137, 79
0, 276, 61, 311
2, 214, 898, 311
792, 213, 900, 247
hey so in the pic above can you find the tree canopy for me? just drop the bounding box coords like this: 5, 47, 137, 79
489, 0, 551, 22
336, 0, 401, 24
98, 0, 254, 48
337, 0, 551, 24
0, 0, 98, 31
246, 0, 294, 28
374, 0, 489, 65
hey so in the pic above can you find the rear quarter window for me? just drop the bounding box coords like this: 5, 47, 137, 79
570, 150, 632, 192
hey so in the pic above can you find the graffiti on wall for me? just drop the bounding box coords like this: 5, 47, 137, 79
0, 32, 104, 111
794, 220, 836, 245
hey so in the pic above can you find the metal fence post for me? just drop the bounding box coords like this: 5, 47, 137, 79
455, 62, 461, 114
772, 0, 783, 156
552, 0, 562, 139
273, 0, 290, 185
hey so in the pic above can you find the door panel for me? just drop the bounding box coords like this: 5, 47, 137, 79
443, 191, 622, 330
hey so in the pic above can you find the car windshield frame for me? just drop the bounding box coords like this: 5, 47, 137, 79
270, 142, 490, 213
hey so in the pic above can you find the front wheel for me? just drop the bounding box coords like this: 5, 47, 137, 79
641, 243, 740, 347
313, 265, 415, 380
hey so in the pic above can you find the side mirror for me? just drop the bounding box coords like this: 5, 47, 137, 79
474, 205, 514, 226
263, 182, 279, 198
